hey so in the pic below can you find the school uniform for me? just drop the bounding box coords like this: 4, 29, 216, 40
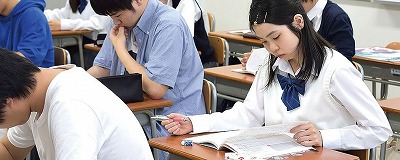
307, 0, 355, 61
189, 48, 392, 150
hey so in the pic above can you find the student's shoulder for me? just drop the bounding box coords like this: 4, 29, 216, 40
323, 1, 350, 20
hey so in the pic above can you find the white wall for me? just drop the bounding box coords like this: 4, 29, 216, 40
202, 0, 400, 98
45, 0, 65, 9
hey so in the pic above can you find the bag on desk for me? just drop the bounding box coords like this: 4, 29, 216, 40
97, 73, 144, 103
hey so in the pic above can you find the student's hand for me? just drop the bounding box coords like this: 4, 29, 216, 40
109, 25, 128, 51
48, 20, 61, 31
161, 113, 193, 135
290, 123, 323, 147
241, 52, 252, 69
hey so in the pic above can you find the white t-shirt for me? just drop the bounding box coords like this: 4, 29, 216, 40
7, 66, 153, 160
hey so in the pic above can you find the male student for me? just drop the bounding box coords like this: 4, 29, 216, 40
0, 48, 153, 160
0, 0, 54, 68
88, 0, 205, 158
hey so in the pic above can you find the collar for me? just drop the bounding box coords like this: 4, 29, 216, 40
306, 0, 327, 21
272, 57, 318, 77
135, 0, 159, 34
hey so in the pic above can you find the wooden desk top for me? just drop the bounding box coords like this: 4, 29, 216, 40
204, 64, 254, 85
126, 96, 173, 112
149, 134, 359, 160
353, 55, 400, 68
84, 43, 101, 52
209, 31, 263, 47
378, 98, 400, 115
52, 30, 93, 36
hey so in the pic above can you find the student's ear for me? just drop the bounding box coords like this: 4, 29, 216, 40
292, 14, 304, 30
5, 98, 13, 109
135, 0, 144, 6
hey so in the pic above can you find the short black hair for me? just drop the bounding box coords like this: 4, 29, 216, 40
90, 0, 134, 16
0, 48, 40, 124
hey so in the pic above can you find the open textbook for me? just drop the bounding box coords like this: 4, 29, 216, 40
356, 47, 400, 61
184, 122, 313, 159
232, 48, 268, 75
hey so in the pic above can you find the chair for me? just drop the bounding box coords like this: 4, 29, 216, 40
53, 46, 71, 66
207, 12, 216, 32
208, 35, 229, 66
203, 79, 217, 114
353, 61, 364, 81
386, 42, 400, 50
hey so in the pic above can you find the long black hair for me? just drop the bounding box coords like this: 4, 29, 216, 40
249, 0, 333, 87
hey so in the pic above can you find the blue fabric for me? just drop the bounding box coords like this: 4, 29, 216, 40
277, 74, 305, 111
318, 0, 355, 61
93, 0, 205, 131
0, 0, 54, 67
79, 0, 87, 13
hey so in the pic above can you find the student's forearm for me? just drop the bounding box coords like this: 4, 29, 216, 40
114, 47, 168, 99
0, 143, 14, 160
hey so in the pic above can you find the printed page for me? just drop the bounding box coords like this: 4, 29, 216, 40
356, 47, 400, 61
184, 130, 242, 150
223, 122, 312, 159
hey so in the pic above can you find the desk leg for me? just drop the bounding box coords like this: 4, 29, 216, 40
369, 147, 376, 160
380, 83, 388, 100
133, 110, 159, 160
380, 141, 387, 160
72, 35, 85, 68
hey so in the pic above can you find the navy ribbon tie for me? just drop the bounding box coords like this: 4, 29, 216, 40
277, 74, 305, 111
79, 0, 88, 14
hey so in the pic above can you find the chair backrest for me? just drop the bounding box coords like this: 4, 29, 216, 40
386, 42, 400, 50
203, 79, 217, 114
207, 12, 216, 32
353, 61, 364, 81
53, 46, 71, 66
208, 35, 229, 66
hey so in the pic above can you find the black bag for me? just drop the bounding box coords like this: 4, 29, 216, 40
97, 73, 144, 103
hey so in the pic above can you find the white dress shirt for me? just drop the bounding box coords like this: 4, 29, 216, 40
44, 0, 111, 40
306, 0, 327, 31
166, 0, 202, 37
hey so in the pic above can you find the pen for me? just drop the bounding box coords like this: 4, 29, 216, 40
150, 115, 188, 122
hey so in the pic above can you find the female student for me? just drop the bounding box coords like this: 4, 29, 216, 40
44, 0, 110, 69
162, 0, 392, 150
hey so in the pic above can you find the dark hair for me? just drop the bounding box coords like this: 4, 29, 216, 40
70, 0, 79, 13
0, 48, 40, 123
249, 0, 333, 87
90, 0, 134, 16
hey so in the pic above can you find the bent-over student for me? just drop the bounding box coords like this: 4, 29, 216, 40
0, 48, 153, 160
162, 0, 392, 150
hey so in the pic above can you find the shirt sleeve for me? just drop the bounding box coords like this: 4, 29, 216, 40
7, 115, 36, 149
320, 66, 392, 149
191, 69, 266, 133
49, 100, 106, 160
93, 24, 114, 71
44, 1, 71, 20
17, 9, 53, 66
174, 0, 198, 36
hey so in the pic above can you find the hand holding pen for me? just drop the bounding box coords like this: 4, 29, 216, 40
158, 113, 193, 135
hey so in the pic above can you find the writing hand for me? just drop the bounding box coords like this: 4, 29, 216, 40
161, 113, 193, 135
241, 52, 252, 69
290, 123, 323, 147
